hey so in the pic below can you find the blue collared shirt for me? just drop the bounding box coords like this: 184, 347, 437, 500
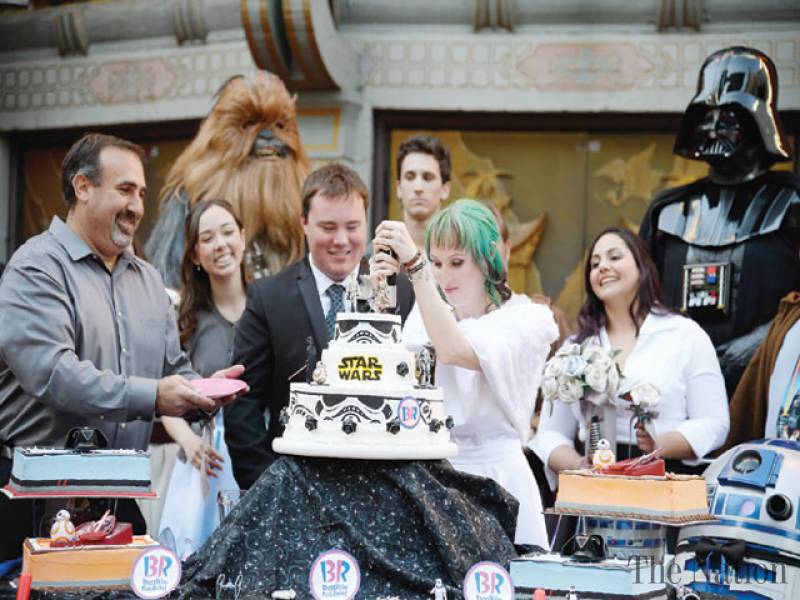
0, 217, 195, 450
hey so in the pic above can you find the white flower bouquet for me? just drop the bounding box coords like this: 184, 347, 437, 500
541, 340, 623, 459
542, 341, 621, 410
619, 382, 661, 446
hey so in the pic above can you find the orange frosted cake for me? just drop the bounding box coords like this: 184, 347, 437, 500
552, 469, 713, 524
23, 535, 159, 589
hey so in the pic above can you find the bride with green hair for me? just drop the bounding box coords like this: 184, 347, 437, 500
372, 198, 558, 547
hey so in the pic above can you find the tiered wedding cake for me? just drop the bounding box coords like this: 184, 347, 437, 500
272, 311, 458, 460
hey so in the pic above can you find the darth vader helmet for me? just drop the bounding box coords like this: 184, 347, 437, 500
674, 47, 792, 177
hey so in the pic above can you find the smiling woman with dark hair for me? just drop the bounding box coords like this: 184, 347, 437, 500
531, 227, 730, 490
159, 198, 247, 558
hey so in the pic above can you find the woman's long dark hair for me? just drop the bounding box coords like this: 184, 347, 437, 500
575, 227, 671, 343
178, 199, 247, 349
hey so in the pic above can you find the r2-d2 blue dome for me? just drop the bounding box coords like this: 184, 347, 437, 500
673, 439, 800, 599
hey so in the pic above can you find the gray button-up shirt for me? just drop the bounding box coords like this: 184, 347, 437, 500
0, 217, 196, 450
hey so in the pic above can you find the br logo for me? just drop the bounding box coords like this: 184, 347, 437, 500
463, 561, 514, 600
397, 396, 421, 429
130, 546, 181, 599
309, 549, 361, 600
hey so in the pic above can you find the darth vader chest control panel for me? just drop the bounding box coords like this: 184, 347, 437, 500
681, 262, 732, 317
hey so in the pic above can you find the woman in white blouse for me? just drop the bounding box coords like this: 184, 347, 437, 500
531, 227, 729, 486
372, 199, 558, 547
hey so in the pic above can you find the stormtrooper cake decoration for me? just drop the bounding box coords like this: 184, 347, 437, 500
273, 272, 457, 460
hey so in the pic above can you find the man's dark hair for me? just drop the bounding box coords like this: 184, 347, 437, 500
301, 163, 369, 218
61, 133, 146, 210
396, 135, 451, 184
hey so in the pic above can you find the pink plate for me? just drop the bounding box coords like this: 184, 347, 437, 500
192, 378, 248, 399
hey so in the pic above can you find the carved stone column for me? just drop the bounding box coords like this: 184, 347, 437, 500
240, 0, 360, 91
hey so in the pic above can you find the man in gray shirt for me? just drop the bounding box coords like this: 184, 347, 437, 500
0, 133, 240, 559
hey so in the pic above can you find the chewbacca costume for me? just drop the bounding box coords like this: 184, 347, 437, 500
146, 72, 310, 287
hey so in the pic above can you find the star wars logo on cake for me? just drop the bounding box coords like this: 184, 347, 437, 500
130, 547, 181, 599
337, 356, 383, 381
463, 562, 514, 600
309, 549, 361, 600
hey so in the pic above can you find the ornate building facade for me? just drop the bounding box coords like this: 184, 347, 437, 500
1, 0, 798, 319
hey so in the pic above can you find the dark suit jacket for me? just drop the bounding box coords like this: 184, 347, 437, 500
225, 255, 415, 488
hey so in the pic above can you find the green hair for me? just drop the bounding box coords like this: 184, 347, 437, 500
424, 198, 511, 306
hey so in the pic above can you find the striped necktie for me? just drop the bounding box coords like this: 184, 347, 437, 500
325, 284, 345, 340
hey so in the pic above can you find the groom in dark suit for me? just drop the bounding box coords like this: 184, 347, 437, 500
226, 163, 414, 488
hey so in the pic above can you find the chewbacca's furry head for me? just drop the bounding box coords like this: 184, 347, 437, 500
161, 71, 310, 269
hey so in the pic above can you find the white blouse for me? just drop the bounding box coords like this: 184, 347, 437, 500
403, 294, 559, 445
530, 312, 729, 490
404, 294, 558, 546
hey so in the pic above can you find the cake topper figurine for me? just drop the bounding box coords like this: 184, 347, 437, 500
417, 344, 435, 388
592, 439, 616, 470
587, 415, 603, 458
305, 337, 317, 383
371, 248, 398, 314
312, 361, 328, 385
65, 426, 108, 450
356, 272, 373, 313
372, 278, 391, 313
430, 578, 447, 600
50, 509, 76, 547
567, 586, 579, 600
569, 531, 606, 562
346, 271, 360, 313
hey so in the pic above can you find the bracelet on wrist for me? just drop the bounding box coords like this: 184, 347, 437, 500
406, 257, 427, 278
402, 250, 422, 270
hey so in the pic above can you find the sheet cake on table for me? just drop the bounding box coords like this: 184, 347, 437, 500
511, 553, 667, 599
3, 447, 154, 498
23, 535, 159, 590
548, 468, 714, 525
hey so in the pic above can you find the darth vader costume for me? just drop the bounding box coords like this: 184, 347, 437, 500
640, 47, 800, 395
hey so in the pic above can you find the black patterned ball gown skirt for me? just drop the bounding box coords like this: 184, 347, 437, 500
178, 456, 520, 599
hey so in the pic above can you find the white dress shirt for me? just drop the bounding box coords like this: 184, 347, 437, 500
308, 255, 360, 316
530, 311, 730, 490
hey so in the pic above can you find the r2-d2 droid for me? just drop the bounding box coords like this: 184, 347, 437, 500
673, 439, 800, 599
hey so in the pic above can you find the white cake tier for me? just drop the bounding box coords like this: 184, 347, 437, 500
273, 383, 458, 460
332, 312, 402, 346
321, 345, 417, 388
